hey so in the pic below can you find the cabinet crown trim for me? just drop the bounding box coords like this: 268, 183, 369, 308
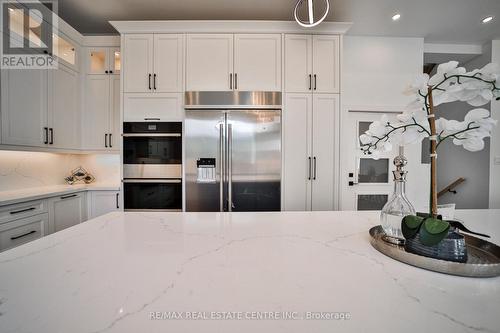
110, 20, 352, 34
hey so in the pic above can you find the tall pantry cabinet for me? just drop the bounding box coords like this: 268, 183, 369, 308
283, 34, 340, 211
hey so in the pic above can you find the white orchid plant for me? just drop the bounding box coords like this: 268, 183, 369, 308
359, 61, 500, 218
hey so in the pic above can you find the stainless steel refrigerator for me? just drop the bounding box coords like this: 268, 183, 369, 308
185, 91, 281, 212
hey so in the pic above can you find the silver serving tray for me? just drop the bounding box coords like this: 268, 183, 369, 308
369, 225, 500, 278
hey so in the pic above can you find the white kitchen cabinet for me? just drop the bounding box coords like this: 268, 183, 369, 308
283, 94, 312, 211
154, 34, 184, 92
284, 35, 312, 93
48, 192, 86, 233
1, 64, 80, 149
88, 191, 120, 219
87, 47, 120, 75
48, 64, 80, 149
186, 34, 234, 91
312, 35, 340, 94
186, 34, 282, 92
83, 74, 120, 150
1, 69, 48, 147
284, 34, 339, 93
123, 34, 183, 93
123, 92, 183, 121
283, 93, 339, 211
234, 34, 281, 91
0, 213, 49, 252
311, 94, 337, 210
123, 34, 154, 92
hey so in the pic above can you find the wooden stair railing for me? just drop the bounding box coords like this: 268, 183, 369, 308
438, 177, 466, 198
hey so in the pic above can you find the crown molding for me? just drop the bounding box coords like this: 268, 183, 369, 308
109, 20, 352, 35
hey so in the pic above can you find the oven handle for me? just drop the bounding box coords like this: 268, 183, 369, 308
122, 133, 181, 137
122, 179, 182, 184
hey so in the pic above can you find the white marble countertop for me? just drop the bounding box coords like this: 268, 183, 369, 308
0, 183, 121, 206
0, 210, 499, 333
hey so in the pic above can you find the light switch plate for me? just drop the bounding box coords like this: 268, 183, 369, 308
495, 157, 500, 165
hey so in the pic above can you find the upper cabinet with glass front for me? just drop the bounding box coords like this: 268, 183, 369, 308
87, 47, 121, 75
52, 32, 79, 71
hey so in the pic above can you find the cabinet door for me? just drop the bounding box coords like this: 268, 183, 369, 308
123, 34, 154, 93
154, 34, 183, 92
283, 93, 312, 211
311, 94, 338, 211
87, 47, 108, 74
48, 65, 80, 149
108, 75, 121, 150
186, 34, 233, 91
0, 213, 49, 252
123, 92, 183, 122
83, 75, 110, 150
312, 35, 340, 94
109, 47, 121, 75
89, 191, 120, 219
49, 193, 86, 233
234, 34, 282, 91
1, 69, 47, 147
284, 34, 312, 93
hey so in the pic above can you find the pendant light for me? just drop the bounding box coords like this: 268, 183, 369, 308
294, 0, 330, 28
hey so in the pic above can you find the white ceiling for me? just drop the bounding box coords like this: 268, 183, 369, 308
58, 0, 500, 44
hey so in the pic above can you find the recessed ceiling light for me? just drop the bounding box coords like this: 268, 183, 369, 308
482, 16, 494, 24
392, 13, 401, 21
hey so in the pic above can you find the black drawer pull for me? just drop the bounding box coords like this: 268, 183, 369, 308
11, 230, 37, 240
60, 194, 77, 200
10, 207, 36, 215
116, 193, 119, 209
144, 118, 160, 121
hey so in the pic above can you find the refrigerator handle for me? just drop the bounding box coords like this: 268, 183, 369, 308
219, 123, 224, 212
228, 123, 233, 212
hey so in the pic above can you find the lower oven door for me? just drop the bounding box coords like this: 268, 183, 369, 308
123, 179, 182, 211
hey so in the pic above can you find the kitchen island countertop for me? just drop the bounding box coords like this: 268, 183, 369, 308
0, 210, 499, 333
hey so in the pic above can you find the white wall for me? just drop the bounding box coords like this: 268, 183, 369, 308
0, 151, 120, 192
342, 36, 430, 211
490, 40, 500, 208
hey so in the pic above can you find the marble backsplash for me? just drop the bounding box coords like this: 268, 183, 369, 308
0, 151, 120, 192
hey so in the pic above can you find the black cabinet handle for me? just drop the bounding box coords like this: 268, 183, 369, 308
234, 73, 238, 90
109, 70, 113, 74
314, 74, 317, 90
105, 133, 108, 148
60, 194, 77, 200
109, 133, 112, 148
148, 74, 152, 90
313, 157, 317, 180
116, 193, 119, 209
43, 127, 48, 144
105, 70, 109, 74
49, 128, 54, 144
10, 207, 36, 215
144, 118, 160, 121
308, 157, 312, 180
229, 73, 233, 90
153, 74, 157, 90
309, 74, 312, 90
10, 230, 36, 240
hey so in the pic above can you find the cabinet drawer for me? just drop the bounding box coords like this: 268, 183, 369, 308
0, 213, 49, 252
123, 92, 183, 121
0, 200, 48, 225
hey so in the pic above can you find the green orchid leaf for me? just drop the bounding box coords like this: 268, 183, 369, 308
424, 218, 450, 235
419, 219, 450, 246
402, 215, 424, 229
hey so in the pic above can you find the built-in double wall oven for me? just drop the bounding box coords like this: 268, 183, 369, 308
123, 122, 182, 211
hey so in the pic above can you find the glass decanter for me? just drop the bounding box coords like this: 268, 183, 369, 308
380, 154, 415, 245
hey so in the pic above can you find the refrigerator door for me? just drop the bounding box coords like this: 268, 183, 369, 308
185, 110, 226, 212
227, 110, 281, 211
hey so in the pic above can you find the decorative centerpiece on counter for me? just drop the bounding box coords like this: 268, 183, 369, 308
64, 166, 95, 185
380, 150, 415, 245
360, 61, 500, 263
